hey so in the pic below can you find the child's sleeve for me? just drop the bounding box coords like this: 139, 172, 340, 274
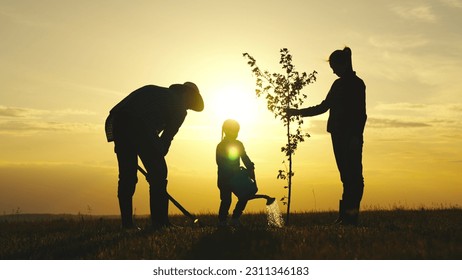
240, 142, 254, 170
216, 142, 224, 166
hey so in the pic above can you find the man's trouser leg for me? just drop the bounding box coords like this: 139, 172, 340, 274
149, 178, 169, 227
139, 144, 169, 228
113, 114, 138, 229
116, 152, 138, 228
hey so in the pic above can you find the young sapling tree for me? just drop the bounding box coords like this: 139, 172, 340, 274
243, 49, 317, 223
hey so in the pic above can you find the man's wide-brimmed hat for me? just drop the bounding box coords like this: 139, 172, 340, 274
183, 82, 204, 112
170, 82, 204, 112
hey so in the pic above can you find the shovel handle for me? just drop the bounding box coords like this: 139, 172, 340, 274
136, 165, 198, 222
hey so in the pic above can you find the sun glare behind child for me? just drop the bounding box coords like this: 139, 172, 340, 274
211, 84, 262, 126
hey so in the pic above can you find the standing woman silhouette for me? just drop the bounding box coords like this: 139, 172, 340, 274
287, 47, 367, 226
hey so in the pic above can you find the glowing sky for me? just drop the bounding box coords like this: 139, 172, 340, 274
1, 0, 461, 215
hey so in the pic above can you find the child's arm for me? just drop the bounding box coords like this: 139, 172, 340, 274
240, 142, 255, 180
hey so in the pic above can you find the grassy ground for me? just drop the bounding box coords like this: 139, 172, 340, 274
1, 208, 461, 260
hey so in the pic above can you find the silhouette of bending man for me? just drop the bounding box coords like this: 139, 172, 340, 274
105, 82, 204, 229
287, 47, 366, 225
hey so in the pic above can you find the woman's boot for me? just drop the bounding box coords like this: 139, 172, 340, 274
118, 198, 134, 228
333, 200, 345, 225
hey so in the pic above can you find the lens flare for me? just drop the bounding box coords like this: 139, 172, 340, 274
227, 146, 239, 161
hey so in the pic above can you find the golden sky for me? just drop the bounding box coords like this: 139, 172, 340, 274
1, 0, 461, 215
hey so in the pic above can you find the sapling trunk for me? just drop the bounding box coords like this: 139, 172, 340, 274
286, 82, 293, 224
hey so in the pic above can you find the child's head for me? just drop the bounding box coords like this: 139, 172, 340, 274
222, 119, 240, 140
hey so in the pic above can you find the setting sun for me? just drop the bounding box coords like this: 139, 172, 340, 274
209, 83, 263, 127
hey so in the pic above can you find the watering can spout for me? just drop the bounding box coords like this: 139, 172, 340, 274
266, 197, 276, 206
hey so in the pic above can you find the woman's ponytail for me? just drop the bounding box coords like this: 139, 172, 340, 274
329, 46, 353, 71
342, 47, 353, 70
